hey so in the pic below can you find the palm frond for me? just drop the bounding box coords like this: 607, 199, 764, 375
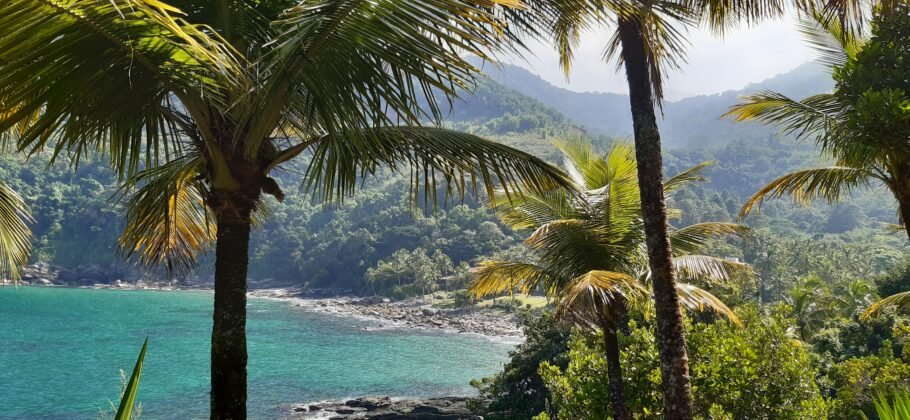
863, 291, 910, 319
117, 157, 214, 274
673, 255, 753, 283
689, 0, 787, 33
724, 92, 839, 141
557, 270, 648, 330
739, 166, 871, 217
469, 261, 558, 297
0, 0, 244, 177
675, 283, 742, 326
552, 136, 608, 189
526, 219, 637, 280
241, 0, 517, 157
492, 188, 580, 231
0, 180, 31, 281
797, 9, 864, 69
302, 126, 569, 205
805, 0, 870, 42
670, 222, 752, 255
550, 0, 595, 78
664, 160, 715, 192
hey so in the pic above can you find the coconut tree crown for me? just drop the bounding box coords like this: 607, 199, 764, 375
0, 0, 576, 273
470, 137, 749, 324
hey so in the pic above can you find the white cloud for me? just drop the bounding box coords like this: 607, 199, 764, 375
502, 16, 814, 100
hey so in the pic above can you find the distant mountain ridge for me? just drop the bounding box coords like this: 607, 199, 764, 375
448, 59, 833, 149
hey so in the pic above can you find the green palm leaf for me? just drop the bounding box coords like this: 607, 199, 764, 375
872, 391, 910, 420
492, 188, 580, 231
557, 270, 648, 330
664, 160, 714, 192
739, 166, 871, 217
0, 0, 244, 177
675, 283, 742, 326
240, 0, 516, 157
863, 291, 910, 319
724, 92, 840, 141
526, 219, 638, 279
0, 180, 31, 282
470, 261, 558, 297
117, 157, 213, 274
302, 126, 569, 205
670, 222, 752, 255
673, 255, 752, 283
797, 9, 864, 69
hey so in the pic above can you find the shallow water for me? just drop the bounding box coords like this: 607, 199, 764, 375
0, 287, 514, 419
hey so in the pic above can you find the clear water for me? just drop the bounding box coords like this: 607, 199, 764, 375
0, 287, 514, 419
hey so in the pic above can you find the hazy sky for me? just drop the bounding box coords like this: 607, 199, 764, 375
503, 16, 815, 100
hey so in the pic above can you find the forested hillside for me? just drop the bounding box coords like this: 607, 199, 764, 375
1, 62, 904, 298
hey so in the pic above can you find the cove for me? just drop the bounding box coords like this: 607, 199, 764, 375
0, 287, 513, 419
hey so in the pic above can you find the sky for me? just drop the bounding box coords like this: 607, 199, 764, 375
503, 16, 815, 101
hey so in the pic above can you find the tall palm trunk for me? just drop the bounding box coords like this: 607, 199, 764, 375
210, 188, 257, 420
601, 320, 630, 420
618, 18, 693, 418
893, 183, 910, 241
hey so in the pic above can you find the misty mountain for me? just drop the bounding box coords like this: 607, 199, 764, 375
445, 60, 833, 149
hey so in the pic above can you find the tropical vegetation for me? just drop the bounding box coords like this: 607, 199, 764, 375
0, 1, 572, 417
1, 0, 909, 418
728, 4, 910, 240
470, 138, 747, 418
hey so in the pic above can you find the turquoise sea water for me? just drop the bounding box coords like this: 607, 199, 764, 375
0, 287, 514, 419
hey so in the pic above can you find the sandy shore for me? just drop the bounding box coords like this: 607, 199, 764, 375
7, 279, 524, 340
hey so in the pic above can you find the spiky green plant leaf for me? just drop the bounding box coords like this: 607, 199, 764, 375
115, 338, 148, 420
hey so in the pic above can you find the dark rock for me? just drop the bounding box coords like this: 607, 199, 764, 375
334, 407, 365, 414
346, 396, 392, 410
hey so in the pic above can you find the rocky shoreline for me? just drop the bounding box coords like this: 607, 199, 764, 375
6, 264, 523, 339
251, 289, 523, 339
286, 396, 481, 419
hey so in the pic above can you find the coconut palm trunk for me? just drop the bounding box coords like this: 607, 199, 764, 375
618, 18, 693, 418
600, 315, 630, 420
210, 192, 257, 419
892, 180, 910, 241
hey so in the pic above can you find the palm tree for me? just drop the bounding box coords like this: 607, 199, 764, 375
787, 276, 836, 340
0, 180, 31, 282
541, 0, 875, 413
727, 6, 910, 240
0, 2, 569, 417
539, 1, 819, 413
470, 138, 747, 419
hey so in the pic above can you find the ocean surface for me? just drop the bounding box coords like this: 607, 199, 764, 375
0, 287, 515, 419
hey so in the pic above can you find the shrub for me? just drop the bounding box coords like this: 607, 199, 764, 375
538, 305, 830, 419
470, 311, 570, 419
827, 343, 910, 419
